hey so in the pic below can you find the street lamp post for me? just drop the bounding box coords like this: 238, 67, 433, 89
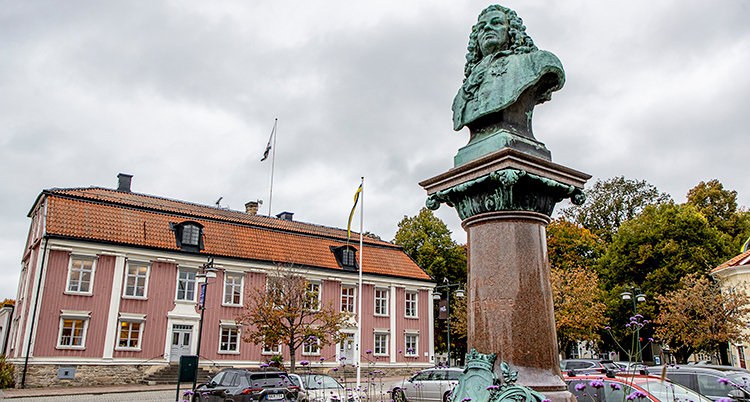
620, 286, 646, 362
432, 278, 465, 367
192, 257, 218, 391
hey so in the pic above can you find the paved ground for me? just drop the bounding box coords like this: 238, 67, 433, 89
0, 377, 404, 401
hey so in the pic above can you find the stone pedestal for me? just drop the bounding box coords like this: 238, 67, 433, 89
420, 148, 590, 402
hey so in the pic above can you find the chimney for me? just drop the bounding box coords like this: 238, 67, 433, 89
117, 173, 133, 192
245, 201, 261, 215
276, 211, 294, 221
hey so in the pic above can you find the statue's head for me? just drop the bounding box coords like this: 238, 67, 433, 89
464, 5, 537, 78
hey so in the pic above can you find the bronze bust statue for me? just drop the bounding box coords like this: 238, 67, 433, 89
452, 5, 565, 164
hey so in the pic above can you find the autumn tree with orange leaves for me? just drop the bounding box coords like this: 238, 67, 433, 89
547, 219, 608, 358
655, 273, 750, 364
236, 264, 351, 372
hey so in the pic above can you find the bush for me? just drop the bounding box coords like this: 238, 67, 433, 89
0, 354, 14, 388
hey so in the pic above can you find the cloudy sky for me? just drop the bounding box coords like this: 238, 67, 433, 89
1, 1, 749, 301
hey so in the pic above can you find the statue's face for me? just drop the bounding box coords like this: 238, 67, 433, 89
477, 10, 508, 57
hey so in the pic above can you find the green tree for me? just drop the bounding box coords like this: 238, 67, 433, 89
686, 179, 750, 252
236, 264, 351, 373
655, 274, 750, 364
561, 176, 671, 242
393, 207, 467, 284
393, 207, 467, 359
596, 202, 732, 357
547, 220, 607, 358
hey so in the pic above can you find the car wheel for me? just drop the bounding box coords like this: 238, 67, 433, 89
393, 389, 407, 402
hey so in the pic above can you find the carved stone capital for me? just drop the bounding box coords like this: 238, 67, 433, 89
425, 168, 585, 220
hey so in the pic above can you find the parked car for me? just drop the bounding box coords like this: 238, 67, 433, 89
389, 367, 463, 402
561, 359, 620, 374
615, 362, 650, 373
189, 368, 299, 402
565, 372, 712, 402
289, 373, 357, 402
665, 366, 750, 401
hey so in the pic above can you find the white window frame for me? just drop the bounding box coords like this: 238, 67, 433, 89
374, 333, 389, 356
374, 288, 389, 316
306, 282, 321, 311
262, 342, 281, 355
218, 321, 240, 354
341, 285, 356, 313
223, 272, 244, 307
123, 261, 150, 299
302, 337, 320, 356
65, 256, 97, 296
405, 333, 418, 356
115, 313, 146, 351
56, 310, 90, 350
405, 291, 418, 318
176, 269, 197, 302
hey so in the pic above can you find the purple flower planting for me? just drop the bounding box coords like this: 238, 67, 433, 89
589, 380, 604, 388
575, 383, 586, 391
610, 383, 622, 390
300, 360, 310, 366
718, 378, 732, 385
717, 398, 733, 402
605, 326, 611, 330
366, 349, 372, 354
487, 385, 500, 391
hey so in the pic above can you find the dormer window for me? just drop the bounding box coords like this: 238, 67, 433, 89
170, 221, 205, 252
331, 245, 358, 271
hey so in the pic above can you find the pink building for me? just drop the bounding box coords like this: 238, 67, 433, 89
9, 174, 435, 387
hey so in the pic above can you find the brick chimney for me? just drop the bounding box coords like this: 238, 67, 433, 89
117, 173, 133, 192
245, 200, 262, 215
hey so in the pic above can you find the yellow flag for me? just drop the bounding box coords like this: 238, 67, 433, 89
347, 184, 362, 243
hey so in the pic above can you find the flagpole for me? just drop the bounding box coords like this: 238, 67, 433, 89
268, 119, 277, 216
356, 176, 364, 389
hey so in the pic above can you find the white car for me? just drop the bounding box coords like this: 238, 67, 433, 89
389, 367, 463, 402
290, 373, 357, 402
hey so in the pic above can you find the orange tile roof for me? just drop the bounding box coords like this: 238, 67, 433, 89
713, 249, 750, 273
42, 188, 432, 281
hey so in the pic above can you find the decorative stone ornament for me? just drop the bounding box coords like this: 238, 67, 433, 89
425, 168, 585, 220
449, 349, 547, 402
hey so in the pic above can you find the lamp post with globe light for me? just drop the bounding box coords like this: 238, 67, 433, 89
432, 278, 465, 367
620, 286, 646, 362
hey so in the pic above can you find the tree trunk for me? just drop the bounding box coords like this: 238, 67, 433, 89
288, 339, 296, 373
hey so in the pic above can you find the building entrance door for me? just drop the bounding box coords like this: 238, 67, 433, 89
339, 333, 355, 362
170, 324, 193, 362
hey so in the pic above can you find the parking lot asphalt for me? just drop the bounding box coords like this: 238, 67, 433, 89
0, 376, 405, 400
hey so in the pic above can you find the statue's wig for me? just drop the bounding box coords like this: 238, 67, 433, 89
464, 5, 537, 80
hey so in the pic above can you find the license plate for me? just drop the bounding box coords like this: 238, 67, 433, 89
267, 394, 284, 400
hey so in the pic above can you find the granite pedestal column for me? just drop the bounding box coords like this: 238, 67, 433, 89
420, 148, 590, 402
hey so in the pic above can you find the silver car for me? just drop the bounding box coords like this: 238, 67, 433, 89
389, 367, 463, 402
289, 373, 356, 402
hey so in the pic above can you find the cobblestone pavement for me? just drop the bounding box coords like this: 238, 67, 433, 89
2, 389, 177, 401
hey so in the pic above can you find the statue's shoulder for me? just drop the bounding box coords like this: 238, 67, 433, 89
511, 50, 564, 75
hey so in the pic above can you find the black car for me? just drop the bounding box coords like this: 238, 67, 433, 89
560, 359, 619, 374
665, 365, 750, 402
188, 368, 299, 402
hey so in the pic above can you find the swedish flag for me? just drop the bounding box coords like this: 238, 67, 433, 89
347, 184, 363, 243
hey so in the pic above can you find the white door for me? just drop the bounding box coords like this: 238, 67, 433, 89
339, 333, 355, 362
170, 324, 193, 362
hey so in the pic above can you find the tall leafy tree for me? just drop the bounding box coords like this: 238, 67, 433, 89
236, 264, 351, 372
393, 207, 467, 359
655, 274, 750, 364
547, 219, 607, 358
561, 176, 671, 242
686, 179, 750, 252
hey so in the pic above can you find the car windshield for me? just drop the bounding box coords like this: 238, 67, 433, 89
601, 362, 618, 370
299, 374, 342, 390
640, 380, 712, 402
727, 372, 750, 388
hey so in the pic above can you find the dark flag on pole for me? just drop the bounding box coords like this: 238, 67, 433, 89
261, 119, 277, 162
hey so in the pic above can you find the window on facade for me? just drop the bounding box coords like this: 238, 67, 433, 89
405, 334, 418, 356
58, 318, 87, 348
405, 291, 418, 318
177, 270, 196, 301
118, 321, 142, 349
374, 333, 388, 355
263, 342, 281, 355
306, 282, 321, 310
374, 289, 389, 316
219, 326, 239, 353
342, 249, 356, 266
124, 263, 149, 297
224, 273, 243, 305
341, 286, 355, 313
67, 257, 95, 293
182, 224, 201, 246
303, 338, 320, 355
